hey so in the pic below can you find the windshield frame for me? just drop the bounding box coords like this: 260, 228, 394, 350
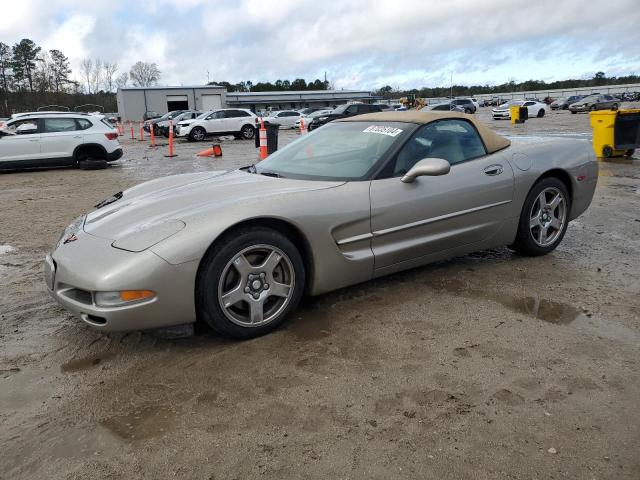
252, 121, 417, 182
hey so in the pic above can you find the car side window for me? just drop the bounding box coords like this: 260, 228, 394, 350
523, 101, 534, 106
8, 119, 41, 133
345, 105, 357, 114
391, 120, 487, 176
207, 111, 225, 120
76, 119, 92, 130
43, 118, 79, 133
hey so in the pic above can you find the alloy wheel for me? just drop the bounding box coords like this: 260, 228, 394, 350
529, 187, 567, 247
217, 244, 295, 327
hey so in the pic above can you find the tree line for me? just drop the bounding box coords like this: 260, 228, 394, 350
208, 78, 330, 92
375, 72, 640, 99
0, 37, 162, 115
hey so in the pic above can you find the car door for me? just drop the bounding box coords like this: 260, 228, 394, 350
522, 101, 536, 116
204, 110, 226, 133
39, 117, 84, 159
369, 119, 514, 270
0, 120, 42, 162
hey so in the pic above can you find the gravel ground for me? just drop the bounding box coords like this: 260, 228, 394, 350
1, 109, 639, 480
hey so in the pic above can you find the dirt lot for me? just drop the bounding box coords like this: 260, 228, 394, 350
1, 109, 639, 479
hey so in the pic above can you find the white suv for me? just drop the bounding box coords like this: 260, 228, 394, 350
0, 112, 122, 170
176, 108, 257, 141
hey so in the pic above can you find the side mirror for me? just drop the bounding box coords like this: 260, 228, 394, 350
401, 158, 450, 183
15, 123, 38, 135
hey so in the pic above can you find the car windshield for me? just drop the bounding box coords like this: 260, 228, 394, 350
196, 111, 211, 119
331, 104, 349, 114
253, 121, 411, 181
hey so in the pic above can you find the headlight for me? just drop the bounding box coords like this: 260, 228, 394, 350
112, 219, 186, 252
95, 290, 155, 307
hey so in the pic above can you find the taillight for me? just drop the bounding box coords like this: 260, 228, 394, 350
104, 132, 118, 140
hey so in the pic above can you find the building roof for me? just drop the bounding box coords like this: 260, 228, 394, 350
118, 85, 225, 91
228, 90, 372, 97
339, 111, 511, 154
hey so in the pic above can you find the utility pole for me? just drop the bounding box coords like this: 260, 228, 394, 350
450, 72, 453, 99
207, 70, 210, 84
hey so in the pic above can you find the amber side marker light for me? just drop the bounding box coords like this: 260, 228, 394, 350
94, 290, 156, 307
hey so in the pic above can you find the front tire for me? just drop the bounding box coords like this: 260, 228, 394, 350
196, 228, 305, 339
612, 103, 618, 111
190, 127, 206, 141
510, 178, 570, 256
240, 124, 255, 140
537, 109, 545, 118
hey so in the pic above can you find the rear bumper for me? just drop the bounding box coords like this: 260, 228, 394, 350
106, 148, 123, 161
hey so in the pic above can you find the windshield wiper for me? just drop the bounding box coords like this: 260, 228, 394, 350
259, 171, 281, 178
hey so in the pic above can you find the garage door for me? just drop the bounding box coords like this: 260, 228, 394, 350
167, 95, 189, 111
201, 94, 222, 111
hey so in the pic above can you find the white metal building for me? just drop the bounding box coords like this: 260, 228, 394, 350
116, 86, 377, 120
116, 85, 226, 121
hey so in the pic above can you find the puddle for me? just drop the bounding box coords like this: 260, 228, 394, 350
0, 244, 16, 255
424, 277, 640, 345
100, 404, 176, 441
61, 352, 115, 373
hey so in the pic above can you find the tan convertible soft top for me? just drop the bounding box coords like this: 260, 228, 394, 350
338, 111, 511, 154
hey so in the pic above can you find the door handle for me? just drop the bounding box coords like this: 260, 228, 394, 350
29, 139, 39, 142
73, 135, 82, 139
484, 164, 503, 176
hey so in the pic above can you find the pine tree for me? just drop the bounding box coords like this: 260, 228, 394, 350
12, 39, 41, 92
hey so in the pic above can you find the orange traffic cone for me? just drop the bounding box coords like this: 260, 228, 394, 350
129, 121, 134, 140
149, 123, 156, 147
165, 120, 177, 158
138, 122, 145, 141
300, 118, 307, 135
259, 119, 268, 160
197, 144, 223, 157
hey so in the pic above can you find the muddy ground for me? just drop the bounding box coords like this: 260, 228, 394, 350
1, 109, 639, 479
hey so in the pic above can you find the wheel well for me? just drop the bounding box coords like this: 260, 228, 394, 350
74, 143, 106, 160
205, 217, 314, 294
536, 168, 573, 201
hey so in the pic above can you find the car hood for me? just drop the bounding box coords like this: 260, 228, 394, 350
84, 170, 344, 241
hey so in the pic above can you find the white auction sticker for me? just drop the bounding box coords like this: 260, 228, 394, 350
363, 125, 403, 137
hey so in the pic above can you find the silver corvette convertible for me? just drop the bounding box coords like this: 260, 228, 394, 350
45, 112, 597, 338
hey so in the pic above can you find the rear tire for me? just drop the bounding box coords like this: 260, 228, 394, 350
78, 159, 108, 170
589, 105, 597, 111
196, 227, 305, 339
510, 177, 570, 256
571, 110, 577, 114
625, 149, 635, 157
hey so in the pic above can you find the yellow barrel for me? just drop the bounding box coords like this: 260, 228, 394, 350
589, 110, 617, 157
509, 105, 520, 124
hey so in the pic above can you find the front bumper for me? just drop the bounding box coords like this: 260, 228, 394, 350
492, 110, 510, 119
175, 126, 190, 137
46, 230, 198, 332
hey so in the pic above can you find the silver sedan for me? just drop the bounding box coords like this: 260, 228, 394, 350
46, 112, 597, 339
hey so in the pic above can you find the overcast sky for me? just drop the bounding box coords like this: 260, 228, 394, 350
2, 0, 639, 90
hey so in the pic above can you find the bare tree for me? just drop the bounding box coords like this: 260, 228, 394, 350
115, 71, 128, 89
80, 58, 92, 93
129, 61, 160, 87
103, 62, 118, 92
91, 58, 102, 93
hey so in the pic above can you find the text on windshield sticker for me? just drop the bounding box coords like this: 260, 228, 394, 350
363, 125, 403, 137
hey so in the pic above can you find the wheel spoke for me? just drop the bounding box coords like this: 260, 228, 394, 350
260, 250, 282, 276
535, 192, 546, 212
232, 254, 252, 277
269, 281, 291, 298
221, 285, 245, 308
538, 225, 548, 244
248, 298, 264, 324
547, 193, 563, 210
530, 215, 541, 229
550, 216, 562, 230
